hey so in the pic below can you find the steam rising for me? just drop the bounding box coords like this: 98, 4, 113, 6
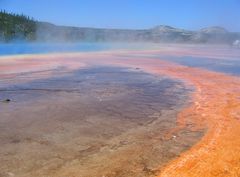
35, 22, 240, 44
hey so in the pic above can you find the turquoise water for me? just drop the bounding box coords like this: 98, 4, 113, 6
0, 42, 147, 56
0, 43, 113, 56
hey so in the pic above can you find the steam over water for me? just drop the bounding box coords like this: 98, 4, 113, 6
1, 43, 239, 76
0, 43, 152, 56
160, 56, 240, 75
0, 43, 111, 56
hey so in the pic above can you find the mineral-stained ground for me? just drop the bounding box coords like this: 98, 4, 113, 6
0, 45, 239, 177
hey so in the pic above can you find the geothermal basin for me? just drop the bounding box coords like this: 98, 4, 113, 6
0, 44, 240, 177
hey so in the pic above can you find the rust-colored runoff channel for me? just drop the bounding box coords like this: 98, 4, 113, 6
113, 55, 240, 177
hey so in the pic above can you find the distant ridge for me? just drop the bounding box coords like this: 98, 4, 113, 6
1, 11, 240, 44
200, 26, 228, 34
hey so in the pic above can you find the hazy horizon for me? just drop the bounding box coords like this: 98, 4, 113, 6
1, 0, 240, 32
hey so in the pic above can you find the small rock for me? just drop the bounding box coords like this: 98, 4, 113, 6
172, 135, 177, 139
3, 99, 11, 103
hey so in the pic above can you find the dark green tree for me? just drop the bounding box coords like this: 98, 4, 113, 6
0, 10, 37, 42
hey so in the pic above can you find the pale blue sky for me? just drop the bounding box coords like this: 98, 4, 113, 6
1, 0, 240, 31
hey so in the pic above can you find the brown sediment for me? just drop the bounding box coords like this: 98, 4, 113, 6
0, 46, 240, 176
108, 55, 240, 177
0, 57, 200, 177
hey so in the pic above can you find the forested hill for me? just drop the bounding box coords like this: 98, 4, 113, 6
0, 11, 240, 44
0, 11, 36, 41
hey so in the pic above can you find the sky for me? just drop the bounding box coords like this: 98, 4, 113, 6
0, 0, 240, 31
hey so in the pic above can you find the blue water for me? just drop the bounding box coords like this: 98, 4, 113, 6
161, 55, 240, 76
0, 43, 239, 76
0, 42, 147, 56
0, 43, 114, 56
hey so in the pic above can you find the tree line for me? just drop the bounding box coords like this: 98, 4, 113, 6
0, 10, 37, 41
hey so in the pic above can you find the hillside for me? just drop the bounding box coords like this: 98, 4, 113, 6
0, 11, 36, 41
0, 11, 240, 44
36, 24, 240, 44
